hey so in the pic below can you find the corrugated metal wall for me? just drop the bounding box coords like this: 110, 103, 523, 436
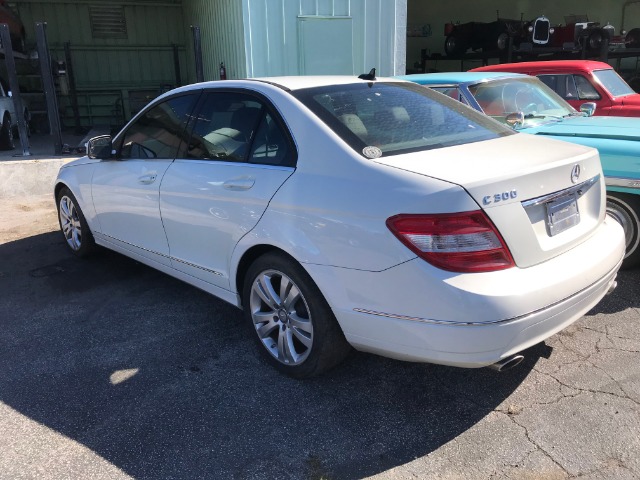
13, 0, 188, 127
243, 0, 406, 77
16, 1, 187, 89
181, 0, 247, 81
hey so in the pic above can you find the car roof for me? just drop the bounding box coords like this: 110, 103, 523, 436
470, 60, 613, 73
397, 71, 527, 85
252, 75, 407, 90
169, 76, 407, 95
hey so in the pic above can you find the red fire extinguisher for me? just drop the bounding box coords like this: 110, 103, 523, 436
220, 62, 227, 80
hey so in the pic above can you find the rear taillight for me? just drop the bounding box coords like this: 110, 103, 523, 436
386, 211, 515, 273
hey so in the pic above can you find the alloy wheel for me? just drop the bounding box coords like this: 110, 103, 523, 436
59, 195, 83, 251
249, 269, 314, 365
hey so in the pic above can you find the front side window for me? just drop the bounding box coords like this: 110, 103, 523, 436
119, 93, 198, 159
293, 82, 512, 157
593, 69, 635, 98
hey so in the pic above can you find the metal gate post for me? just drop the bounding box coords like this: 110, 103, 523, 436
0, 23, 30, 156
64, 42, 82, 134
35, 22, 63, 155
191, 25, 204, 83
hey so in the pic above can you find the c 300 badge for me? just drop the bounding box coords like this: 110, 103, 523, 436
483, 190, 518, 205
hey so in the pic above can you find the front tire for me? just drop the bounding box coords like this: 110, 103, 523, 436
243, 252, 351, 378
496, 32, 509, 51
607, 192, 640, 269
444, 34, 467, 57
56, 187, 96, 257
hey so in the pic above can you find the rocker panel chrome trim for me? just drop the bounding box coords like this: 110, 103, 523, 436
99, 233, 224, 276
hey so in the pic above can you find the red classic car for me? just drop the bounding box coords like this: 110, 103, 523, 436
470, 60, 640, 116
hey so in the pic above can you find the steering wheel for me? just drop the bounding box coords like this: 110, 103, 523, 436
502, 85, 536, 114
501, 84, 520, 113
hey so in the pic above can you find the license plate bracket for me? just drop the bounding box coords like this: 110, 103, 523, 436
546, 193, 580, 236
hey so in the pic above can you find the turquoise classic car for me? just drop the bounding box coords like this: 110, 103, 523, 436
399, 72, 640, 268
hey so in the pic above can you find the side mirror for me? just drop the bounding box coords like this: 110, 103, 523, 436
505, 112, 524, 128
7, 90, 11, 98
580, 102, 596, 117
87, 135, 114, 159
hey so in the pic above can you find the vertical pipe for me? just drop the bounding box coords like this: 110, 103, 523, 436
599, 35, 610, 62
172, 43, 182, 87
63, 42, 81, 134
191, 25, 204, 82
36, 22, 63, 155
0, 23, 30, 156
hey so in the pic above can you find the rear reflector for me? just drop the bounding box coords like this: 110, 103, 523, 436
386, 211, 515, 272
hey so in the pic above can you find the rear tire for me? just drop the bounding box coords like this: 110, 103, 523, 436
583, 30, 604, 52
243, 251, 351, 378
607, 192, 640, 269
0, 115, 14, 150
626, 28, 640, 48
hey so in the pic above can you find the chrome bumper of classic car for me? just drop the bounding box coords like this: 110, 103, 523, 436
606, 176, 640, 190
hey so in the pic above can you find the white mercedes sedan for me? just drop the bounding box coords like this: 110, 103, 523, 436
54, 75, 625, 377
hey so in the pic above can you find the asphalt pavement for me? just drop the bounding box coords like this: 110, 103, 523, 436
0, 190, 639, 479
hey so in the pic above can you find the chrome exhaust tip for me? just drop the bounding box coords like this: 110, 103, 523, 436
488, 354, 524, 372
607, 280, 618, 295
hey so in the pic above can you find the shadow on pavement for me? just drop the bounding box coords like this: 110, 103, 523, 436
585, 267, 640, 315
0, 231, 543, 479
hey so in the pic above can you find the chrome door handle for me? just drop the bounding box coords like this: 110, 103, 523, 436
138, 174, 157, 184
223, 178, 255, 190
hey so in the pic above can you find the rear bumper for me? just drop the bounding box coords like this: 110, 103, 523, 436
341, 258, 619, 367
305, 215, 625, 368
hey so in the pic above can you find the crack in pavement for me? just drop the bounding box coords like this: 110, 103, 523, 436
555, 333, 640, 407
496, 409, 570, 477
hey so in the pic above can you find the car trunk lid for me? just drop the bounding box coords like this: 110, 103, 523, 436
374, 134, 605, 268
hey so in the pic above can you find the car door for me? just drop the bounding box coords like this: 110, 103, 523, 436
91, 92, 200, 266
159, 90, 296, 290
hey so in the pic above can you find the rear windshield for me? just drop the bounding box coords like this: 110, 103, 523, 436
292, 82, 514, 158
593, 69, 635, 98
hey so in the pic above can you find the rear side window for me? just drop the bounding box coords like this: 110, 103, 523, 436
248, 113, 293, 166
431, 86, 471, 105
185, 92, 295, 166
119, 93, 198, 159
293, 82, 513, 157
